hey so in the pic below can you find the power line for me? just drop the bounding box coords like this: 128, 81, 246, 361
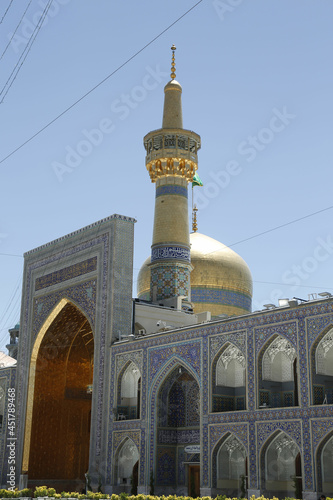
0, 252, 22, 257
226, 205, 333, 250
0, 0, 14, 25
0, 0, 33, 60
0, 0, 53, 103
0, 0, 204, 164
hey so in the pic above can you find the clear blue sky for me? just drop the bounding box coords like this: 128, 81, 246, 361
1, 0, 333, 352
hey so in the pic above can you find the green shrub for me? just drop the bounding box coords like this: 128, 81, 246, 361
35, 486, 49, 498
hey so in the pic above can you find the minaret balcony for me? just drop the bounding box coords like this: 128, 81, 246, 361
147, 157, 197, 183
144, 128, 201, 165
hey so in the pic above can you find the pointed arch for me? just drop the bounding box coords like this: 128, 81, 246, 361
151, 357, 200, 491
117, 360, 141, 420
22, 298, 94, 483
212, 342, 246, 412
315, 430, 333, 492
312, 326, 333, 404
258, 334, 298, 409
212, 432, 247, 494
260, 430, 301, 497
114, 437, 140, 487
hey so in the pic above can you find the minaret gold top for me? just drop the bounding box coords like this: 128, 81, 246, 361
143, 46, 201, 183
162, 45, 183, 129
171, 44, 176, 80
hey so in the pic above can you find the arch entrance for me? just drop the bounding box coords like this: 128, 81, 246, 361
156, 365, 200, 494
24, 301, 94, 491
262, 431, 301, 498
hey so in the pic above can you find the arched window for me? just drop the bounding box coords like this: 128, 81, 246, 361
312, 328, 333, 404
316, 328, 333, 376
217, 435, 246, 481
216, 345, 245, 387
263, 337, 296, 382
118, 362, 141, 420
116, 439, 139, 485
322, 435, 333, 486
213, 344, 246, 412
259, 336, 298, 408
266, 432, 299, 481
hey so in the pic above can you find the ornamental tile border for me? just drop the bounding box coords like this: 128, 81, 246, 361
151, 246, 191, 262
116, 351, 143, 379
311, 418, 333, 450
306, 313, 333, 347
16, 233, 109, 461
209, 330, 247, 360
32, 279, 97, 338
209, 422, 249, 451
254, 320, 298, 356
256, 419, 302, 450
148, 340, 201, 384
156, 185, 188, 198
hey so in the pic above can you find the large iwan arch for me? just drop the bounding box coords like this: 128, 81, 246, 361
23, 299, 94, 490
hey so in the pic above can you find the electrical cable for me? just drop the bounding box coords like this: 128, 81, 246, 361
0, 0, 33, 60
226, 205, 333, 251
0, 0, 53, 103
0, 0, 204, 163
0, 0, 14, 25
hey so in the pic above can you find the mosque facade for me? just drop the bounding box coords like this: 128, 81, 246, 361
1, 48, 333, 499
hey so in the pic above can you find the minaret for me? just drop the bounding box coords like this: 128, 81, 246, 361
143, 46, 201, 303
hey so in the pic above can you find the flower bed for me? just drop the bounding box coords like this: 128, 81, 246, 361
0, 490, 332, 500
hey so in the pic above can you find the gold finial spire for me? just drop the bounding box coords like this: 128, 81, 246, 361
170, 44, 176, 80
192, 204, 198, 233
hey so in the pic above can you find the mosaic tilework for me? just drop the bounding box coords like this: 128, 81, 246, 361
302, 417, 313, 490
156, 185, 188, 198
257, 420, 302, 450
210, 331, 247, 361
148, 354, 201, 481
247, 327, 255, 413
112, 430, 141, 456
116, 351, 143, 379
35, 257, 97, 290
106, 300, 333, 492
314, 427, 333, 493
156, 446, 176, 485
210, 428, 248, 488
210, 423, 249, 451
169, 383, 186, 426
17, 217, 135, 473
17, 234, 107, 453
151, 245, 190, 262
150, 264, 191, 300
191, 288, 251, 311
202, 334, 209, 486
306, 312, 333, 347
255, 321, 297, 357
309, 323, 333, 405
248, 420, 257, 489
149, 341, 201, 383
33, 279, 97, 338
178, 447, 185, 485
298, 317, 309, 408
158, 429, 200, 444
311, 418, 333, 450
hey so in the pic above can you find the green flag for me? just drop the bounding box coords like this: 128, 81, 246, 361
192, 172, 203, 187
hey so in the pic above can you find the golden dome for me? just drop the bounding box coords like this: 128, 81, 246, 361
137, 232, 252, 317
